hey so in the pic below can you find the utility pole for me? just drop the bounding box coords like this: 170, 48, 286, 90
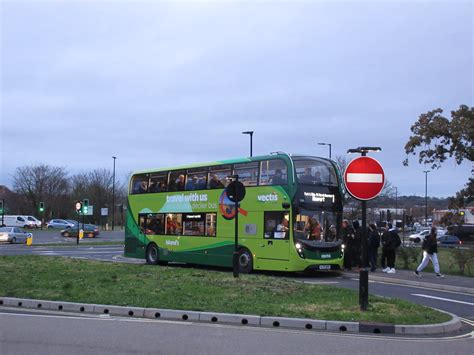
423, 170, 430, 226
112, 156, 117, 231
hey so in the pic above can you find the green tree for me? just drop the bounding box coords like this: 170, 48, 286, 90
404, 105, 474, 207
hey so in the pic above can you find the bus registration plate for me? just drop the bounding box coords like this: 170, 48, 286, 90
319, 265, 331, 270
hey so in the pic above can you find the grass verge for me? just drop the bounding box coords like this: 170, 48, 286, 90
0, 256, 450, 325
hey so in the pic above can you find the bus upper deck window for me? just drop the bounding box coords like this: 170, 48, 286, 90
132, 175, 149, 194
260, 159, 288, 186
208, 166, 231, 189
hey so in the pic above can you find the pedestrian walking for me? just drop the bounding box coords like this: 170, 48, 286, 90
368, 223, 380, 272
414, 227, 444, 278
381, 223, 401, 274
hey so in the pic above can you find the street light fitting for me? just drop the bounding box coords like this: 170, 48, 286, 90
317, 142, 332, 159
347, 147, 382, 154
242, 131, 254, 157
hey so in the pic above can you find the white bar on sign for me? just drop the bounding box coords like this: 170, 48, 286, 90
346, 173, 383, 183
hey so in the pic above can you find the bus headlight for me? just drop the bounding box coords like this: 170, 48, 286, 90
295, 243, 305, 259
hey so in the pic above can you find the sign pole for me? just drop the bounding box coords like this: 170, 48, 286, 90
233, 176, 240, 278
75, 201, 82, 245
360, 192, 368, 310
344, 147, 383, 312
226, 175, 246, 279
0, 199, 4, 227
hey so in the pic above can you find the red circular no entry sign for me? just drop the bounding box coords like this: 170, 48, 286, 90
344, 156, 385, 200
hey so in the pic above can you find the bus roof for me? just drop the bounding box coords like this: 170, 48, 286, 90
131, 153, 334, 176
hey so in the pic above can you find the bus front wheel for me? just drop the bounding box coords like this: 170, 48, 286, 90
146, 243, 159, 265
238, 248, 253, 274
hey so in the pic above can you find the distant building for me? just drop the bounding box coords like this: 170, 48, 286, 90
433, 208, 474, 225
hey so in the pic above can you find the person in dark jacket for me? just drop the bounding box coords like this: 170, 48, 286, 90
368, 223, 380, 272
414, 227, 444, 278
381, 224, 401, 274
342, 219, 354, 270
351, 220, 362, 269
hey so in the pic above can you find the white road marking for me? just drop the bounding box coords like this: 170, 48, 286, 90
302, 281, 339, 284
349, 278, 474, 296
412, 294, 474, 306
346, 173, 383, 183
461, 318, 474, 326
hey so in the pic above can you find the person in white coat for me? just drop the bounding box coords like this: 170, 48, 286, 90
414, 227, 444, 278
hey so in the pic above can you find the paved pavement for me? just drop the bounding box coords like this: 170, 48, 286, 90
0, 308, 472, 355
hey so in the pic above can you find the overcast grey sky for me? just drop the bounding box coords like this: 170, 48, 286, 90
0, 0, 472, 197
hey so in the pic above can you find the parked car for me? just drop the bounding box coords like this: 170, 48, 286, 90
61, 224, 100, 238
47, 219, 76, 229
2, 215, 30, 228
437, 235, 462, 248
408, 230, 430, 243
409, 229, 447, 243
25, 216, 42, 228
0, 227, 32, 244
66, 219, 80, 227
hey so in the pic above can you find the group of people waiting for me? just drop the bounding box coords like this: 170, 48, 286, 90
342, 221, 444, 278
342, 220, 401, 274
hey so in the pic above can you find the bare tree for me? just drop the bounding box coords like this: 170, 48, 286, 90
12, 164, 69, 218
70, 169, 127, 225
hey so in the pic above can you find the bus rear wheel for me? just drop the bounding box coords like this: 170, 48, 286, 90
146, 243, 168, 266
238, 248, 253, 274
146, 243, 159, 265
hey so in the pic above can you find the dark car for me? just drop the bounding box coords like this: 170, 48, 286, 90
61, 224, 100, 238
437, 235, 461, 248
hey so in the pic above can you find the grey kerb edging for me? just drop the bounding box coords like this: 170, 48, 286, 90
0, 297, 461, 335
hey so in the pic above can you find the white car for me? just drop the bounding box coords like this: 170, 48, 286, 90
0, 227, 32, 244
2, 215, 30, 228
25, 216, 42, 228
409, 229, 447, 243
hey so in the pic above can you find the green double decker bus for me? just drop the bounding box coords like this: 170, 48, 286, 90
124, 153, 344, 273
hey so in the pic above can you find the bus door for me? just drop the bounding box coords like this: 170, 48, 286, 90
257, 211, 290, 263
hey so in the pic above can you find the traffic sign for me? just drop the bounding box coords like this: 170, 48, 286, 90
344, 156, 385, 201
226, 181, 246, 203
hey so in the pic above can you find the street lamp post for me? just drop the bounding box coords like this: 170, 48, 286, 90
392, 186, 398, 223
423, 170, 430, 226
242, 131, 254, 157
112, 156, 117, 231
318, 142, 332, 159
347, 146, 382, 312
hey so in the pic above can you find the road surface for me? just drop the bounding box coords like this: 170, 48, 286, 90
0, 308, 472, 355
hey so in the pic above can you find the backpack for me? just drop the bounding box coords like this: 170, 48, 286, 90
393, 231, 401, 248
